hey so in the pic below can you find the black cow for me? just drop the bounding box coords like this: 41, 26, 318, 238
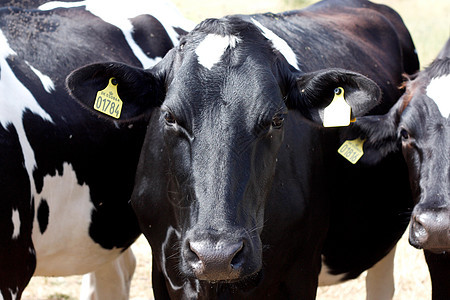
0, 1, 191, 299
351, 38, 450, 300
67, 0, 418, 299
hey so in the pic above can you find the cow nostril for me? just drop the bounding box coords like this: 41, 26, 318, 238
187, 241, 203, 263
230, 243, 245, 269
188, 242, 199, 257
413, 216, 425, 232
412, 214, 428, 242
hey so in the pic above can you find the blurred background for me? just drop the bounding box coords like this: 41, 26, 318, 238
22, 0, 449, 299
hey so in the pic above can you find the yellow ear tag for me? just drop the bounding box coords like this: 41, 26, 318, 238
338, 138, 365, 164
323, 87, 351, 127
93, 77, 123, 119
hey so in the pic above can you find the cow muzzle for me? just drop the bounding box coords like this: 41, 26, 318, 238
183, 234, 262, 282
410, 208, 450, 253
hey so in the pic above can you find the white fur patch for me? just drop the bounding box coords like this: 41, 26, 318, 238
39, 0, 194, 68
26, 63, 55, 93
0, 30, 53, 197
318, 255, 346, 286
11, 209, 20, 239
195, 34, 241, 70
0, 28, 15, 58
427, 75, 450, 118
8, 288, 17, 300
251, 18, 300, 70
32, 163, 122, 276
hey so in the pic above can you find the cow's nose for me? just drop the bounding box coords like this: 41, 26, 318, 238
187, 240, 245, 281
410, 210, 450, 251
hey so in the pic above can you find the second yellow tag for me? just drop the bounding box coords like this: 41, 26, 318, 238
338, 138, 365, 164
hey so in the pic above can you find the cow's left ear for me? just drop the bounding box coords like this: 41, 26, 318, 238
285, 68, 381, 125
66, 62, 165, 121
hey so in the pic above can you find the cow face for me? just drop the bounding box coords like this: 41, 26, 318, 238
66, 17, 381, 284
354, 57, 450, 253
152, 23, 288, 282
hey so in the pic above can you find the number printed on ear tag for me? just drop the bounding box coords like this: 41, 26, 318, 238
338, 138, 365, 164
94, 77, 123, 119
323, 87, 351, 127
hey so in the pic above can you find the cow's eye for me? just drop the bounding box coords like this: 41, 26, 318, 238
164, 111, 176, 125
272, 114, 285, 129
400, 128, 409, 140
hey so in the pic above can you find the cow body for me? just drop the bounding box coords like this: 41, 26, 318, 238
354, 38, 450, 300
0, 1, 192, 299
67, 0, 418, 299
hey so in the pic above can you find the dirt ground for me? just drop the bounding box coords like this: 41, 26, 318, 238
23, 227, 431, 299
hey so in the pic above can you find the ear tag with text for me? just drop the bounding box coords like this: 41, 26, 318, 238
323, 87, 351, 127
338, 138, 365, 164
94, 77, 123, 119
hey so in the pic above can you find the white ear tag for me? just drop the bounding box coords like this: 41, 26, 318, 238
323, 87, 352, 127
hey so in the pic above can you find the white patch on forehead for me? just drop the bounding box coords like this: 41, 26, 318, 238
39, 0, 194, 68
251, 18, 300, 70
427, 74, 450, 118
26, 63, 55, 93
11, 209, 21, 239
195, 34, 241, 70
0, 30, 53, 198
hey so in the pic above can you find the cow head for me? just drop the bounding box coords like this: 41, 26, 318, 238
66, 17, 381, 285
352, 56, 450, 253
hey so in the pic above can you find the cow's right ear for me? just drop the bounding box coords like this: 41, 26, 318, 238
348, 99, 403, 165
66, 62, 165, 121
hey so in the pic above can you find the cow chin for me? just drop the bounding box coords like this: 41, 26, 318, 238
424, 248, 450, 255
180, 230, 263, 283
409, 236, 450, 254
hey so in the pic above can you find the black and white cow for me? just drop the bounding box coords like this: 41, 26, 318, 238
350, 38, 450, 300
67, 0, 418, 299
0, 1, 192, 299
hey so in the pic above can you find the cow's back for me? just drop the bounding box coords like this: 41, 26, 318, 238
304, 0, 418, 74
249, 0, 418, 114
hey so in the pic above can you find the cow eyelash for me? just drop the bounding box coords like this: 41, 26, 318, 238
271, 114, 285, 129
164, 111, 177, 125
399, 128, 410, 140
